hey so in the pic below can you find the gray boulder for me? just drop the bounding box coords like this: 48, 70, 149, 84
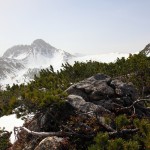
111, 79, 138, 100
66, 74, 114, 101
67, 95, 111, 114
66, 73, 138, 112
34, 136, 69, 150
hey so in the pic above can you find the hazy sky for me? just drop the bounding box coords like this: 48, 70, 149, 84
0, 0, 150, 56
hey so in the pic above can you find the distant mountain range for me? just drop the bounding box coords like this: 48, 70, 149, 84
0, 39, 149, 87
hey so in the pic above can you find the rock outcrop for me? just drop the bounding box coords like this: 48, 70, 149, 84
12, 73, 150, 150
66, 73, 138, 113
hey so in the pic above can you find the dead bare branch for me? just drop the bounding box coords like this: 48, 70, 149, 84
108, 128, 139, 138
14, 126, 139, 141
117, 99, 150, 113
14, 127, 94, 139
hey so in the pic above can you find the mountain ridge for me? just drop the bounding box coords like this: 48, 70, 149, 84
0, 39, 149, 87
0, 39, 74, 87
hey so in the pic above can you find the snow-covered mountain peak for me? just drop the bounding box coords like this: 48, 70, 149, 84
32, 39, 54, 48
32, 39, 47, 44
2, 39, 60, 61
0, 39, 75, 87
30, 39, 58, 59
32, 39, 57, 52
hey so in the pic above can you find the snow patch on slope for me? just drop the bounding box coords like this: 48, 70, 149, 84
14, 52, 29, 60
0, 114, 24, 143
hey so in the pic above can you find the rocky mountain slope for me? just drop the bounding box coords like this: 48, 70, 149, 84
0, 58, 25, 80
9, 73, 150, 149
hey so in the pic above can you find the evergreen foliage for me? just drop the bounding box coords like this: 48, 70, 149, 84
88, 114, 150, 150
0, 53, 149, 149
0, 129, 11, 150
0, 53, 149, 116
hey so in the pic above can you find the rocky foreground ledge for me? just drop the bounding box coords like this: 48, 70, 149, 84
9, 74, 150, 149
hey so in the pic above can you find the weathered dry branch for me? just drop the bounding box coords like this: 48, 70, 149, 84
14, 126, 139, 141
14, 127, 94, 139
108, 128, 139, 138
117, 99, 150, 113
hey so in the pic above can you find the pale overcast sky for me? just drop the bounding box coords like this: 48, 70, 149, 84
0, 0, 150, 56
